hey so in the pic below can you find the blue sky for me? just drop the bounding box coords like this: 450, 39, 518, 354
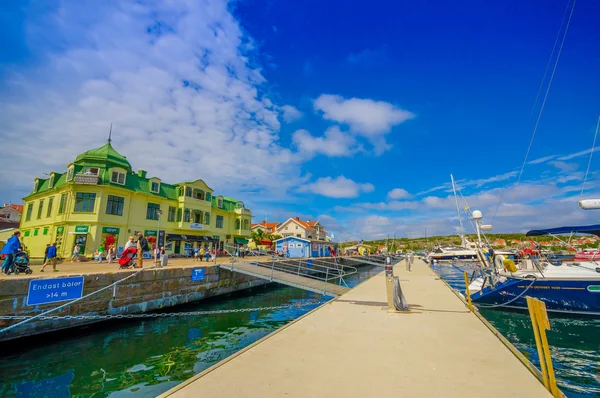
1, 0, 600, 240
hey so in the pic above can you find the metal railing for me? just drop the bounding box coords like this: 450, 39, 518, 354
222, 244, 358, 286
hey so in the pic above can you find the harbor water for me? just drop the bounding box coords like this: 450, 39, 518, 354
431, 263, 600, 398
0, 265, 381, 397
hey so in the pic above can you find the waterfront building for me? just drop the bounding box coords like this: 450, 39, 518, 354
273, 236, 336, 258
0, 204, 23, 222
251, 221, 280, 234
19, 140, 252, 259
275, 217, 328, 241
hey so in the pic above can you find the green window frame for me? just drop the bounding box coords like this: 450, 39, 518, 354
204, 212, 210, 225
146, 203, 160, 220
106, 195, 124, 216
24, 230, 30, 237
43, 227, 49, 235
168, 206, 176, 222
37, 200, 44, 219
216, 215, 224, 229
33, 228, 39, 236
74, 192, 96, 213
46, 197, 54, 218
183, 209, 191, 222
151, 182, 160, 193
58, 193, 68, 214
176, 208, 182, 222
235, 219, 240, 230
206, 192, 212, 202
25, 203, 33, 221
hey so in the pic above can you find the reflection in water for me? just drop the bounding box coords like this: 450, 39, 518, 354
0, 266, 381, 397
431, 263, 600, 398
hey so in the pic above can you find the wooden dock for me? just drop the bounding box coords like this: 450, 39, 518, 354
220, 260, 350, 297
160, 259, 551, 398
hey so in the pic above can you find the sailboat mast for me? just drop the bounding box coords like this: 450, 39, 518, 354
451, 174, 466, 247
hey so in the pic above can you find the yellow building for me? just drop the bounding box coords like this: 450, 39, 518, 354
19, 140, 252, 259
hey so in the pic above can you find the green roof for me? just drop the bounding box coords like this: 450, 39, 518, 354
74, 141, 132, 170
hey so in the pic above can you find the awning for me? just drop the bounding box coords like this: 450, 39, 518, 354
526, 224, 600, 237
167, 234, 217, 242
234, 237, 249, 245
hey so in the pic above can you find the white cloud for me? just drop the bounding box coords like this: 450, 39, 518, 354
300, 176, 374, 198
527, 155, 556, 164
292, 126, 359, 158
313, 94, 414, 154
387, 188, 411, 200
281, 105, 303, 122
0, 0, 305, 201
548, 161, 578, 173
558, 146, 600, 161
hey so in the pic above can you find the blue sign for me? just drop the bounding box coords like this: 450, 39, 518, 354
307, 259, 313, 268
15, 372, 74, 398
191, 268, 205, 282
27, 276, 85, 306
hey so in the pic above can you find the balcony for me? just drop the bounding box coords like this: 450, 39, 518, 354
75, 173, 99, 185
234, 207, 252, 216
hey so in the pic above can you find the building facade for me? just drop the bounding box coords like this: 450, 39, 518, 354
0, 204, 23, 222
275, 217, 328, 241
251, 221, 280, 234
274, 237, 337, 258
19, 141, 252, 258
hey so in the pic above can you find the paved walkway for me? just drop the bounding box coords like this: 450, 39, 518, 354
0, 256, 272, 280
161, 259, 551, 398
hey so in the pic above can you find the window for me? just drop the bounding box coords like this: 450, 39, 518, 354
33, 228, 39, 236
194, 190, 205, 200
185, 187, 192, 197
194, 210, 202, 223
204, 212, 210, 225
43, 227, 49, 235
146, 203, 161, 220
183, 209, 191, 222
216, 215, 224, 228
235, 219, 241, 230
33, 180, 39, 192
296, 226, 298, 230
111, 171, 126, 185
74, 192, 96, 213
83, 167, 99, 175
25, 203, 33, 221
296, 234, 301, 238
58, 193, 68, 214
151, 181, 160, 193
217, 197, 223, 208
47, 197, 54, 218
24, 230, 30, 237
37, 200, 44, 219
49, 175, 55, 188
206, 192, 212, 202
66, 166, 74, 182
236, 202, 244, 209
177, 208, 182, 222
178, 186, 184, 197
106, 195, 124, 216
168, 206, 176, 222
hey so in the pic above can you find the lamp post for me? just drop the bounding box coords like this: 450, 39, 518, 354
156, 209, 163, 265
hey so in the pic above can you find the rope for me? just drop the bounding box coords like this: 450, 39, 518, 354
580, 115, 600, 199
475, 277, 536, 309
0, 265, 154, 335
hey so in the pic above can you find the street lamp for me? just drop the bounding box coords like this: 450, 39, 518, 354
156, 209, 163, 261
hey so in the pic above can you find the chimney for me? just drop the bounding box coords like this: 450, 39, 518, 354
295, 217, 300, 221
138, 170, 147, 178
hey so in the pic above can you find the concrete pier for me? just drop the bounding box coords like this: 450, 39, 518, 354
161, 259, 552, 397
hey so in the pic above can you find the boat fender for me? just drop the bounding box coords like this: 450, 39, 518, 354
503, 259, 518, 273
596, 268, 600, 273
494, 254, 505, 269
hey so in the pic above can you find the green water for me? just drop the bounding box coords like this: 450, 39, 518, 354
431, 263, 600, 397
0, 266, 381, 397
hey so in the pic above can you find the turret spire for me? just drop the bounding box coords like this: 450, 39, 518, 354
108, 123, 113, 143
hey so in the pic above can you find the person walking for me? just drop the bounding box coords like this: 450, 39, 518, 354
41, 244, 51, 268
106, 245, 115, 264
407, 251, 414, 272
136, 232, 148, 268
193, 247, 199, 261
205, 247, 211, 262
125, 236, 136, 250
41, 242, 59, 272
1, 231, 21, 274
70, 244, 81, 262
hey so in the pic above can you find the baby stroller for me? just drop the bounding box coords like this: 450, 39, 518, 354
12, 252, 33, 275
118, 247, 137, 269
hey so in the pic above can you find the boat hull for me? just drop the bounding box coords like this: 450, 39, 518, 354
431, 254, 478, 261
471, 277, 600, 316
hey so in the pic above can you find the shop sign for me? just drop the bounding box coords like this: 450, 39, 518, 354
190, 223, 203, 230
56, 226, 65, 234
144, 230, 157, 237
102, 227, 120, 234
74, 226, 89, 234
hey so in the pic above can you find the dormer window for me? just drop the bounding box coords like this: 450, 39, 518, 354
49, 174, 55, 188
83, 167, 99, 176
236, 202, 244, 209
66, 166, 74, 182
33, 179, 39, 192
111, 169, 126, 185
217, 196, 223, 208
151, 181, 160, 193
206, 192, 212, 201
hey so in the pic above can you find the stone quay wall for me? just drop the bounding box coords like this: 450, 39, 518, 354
0, 266, 268, 342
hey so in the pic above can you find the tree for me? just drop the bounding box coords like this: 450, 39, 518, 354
251, 228, 265, 243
